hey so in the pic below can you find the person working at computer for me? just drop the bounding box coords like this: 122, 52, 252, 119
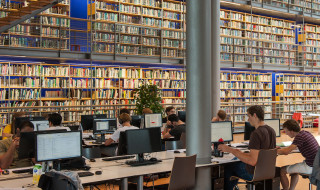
0, 121, 35, 169
117, 108, 131, 129
212, 109, 227, 122
142, 108, 153, 114
218, 105, 276, 190
46, 113, 70, 131
105, 113, 139, 146
163, 106, 176, 133
2, 112, 26, 140
163, 114, 185, 140
277, 119, 319, 190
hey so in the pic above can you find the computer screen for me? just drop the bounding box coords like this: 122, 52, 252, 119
244, 122, 255, 141
126, 127, 162, 155
93, 118, 117, 134
36, 131, 82, 162
19, 132, 36, 159
80, 114, 107, 130
15, 116, 45, 132
264, 119, 281, 137
178, 111, 186, 122
211, 121, 233, 143
131, 115, 143, 128
31, 120, 49, 131
144, 113, 162, 128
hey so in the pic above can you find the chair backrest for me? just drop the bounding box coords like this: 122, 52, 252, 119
292, 113, 303, 128
82, 147, 101, 159
168, 154, 197, 190
165, 140, 184, 150
252, 149, 277, 182
180, 132, 186, 149
38, 171, 78, 190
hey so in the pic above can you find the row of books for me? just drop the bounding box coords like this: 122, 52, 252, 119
278, 76, 320, 82
220, 82, 272, 90
162, 99, 186, 104
162, 90, 185, 98
282, 83, 320, 89
284, 91, 320, 96
43, 6, 69, 15
220, 73, 272, 81
220, 90, 272, 98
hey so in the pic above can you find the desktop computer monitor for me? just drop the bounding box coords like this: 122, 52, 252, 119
32, 120, 49, 131
244, 122, 255, 141
211, 121, 233, 143
35, 131, 82, 162
178, 111, 186, 122
264, 119, 281, 137
80, 114, 107, 130
15, 116, 45, 132
144, 113, 162, 128
126, 127, 162, 158
93, 118, 117, 134
19, 132, 36, 159
131, 115, 143, 128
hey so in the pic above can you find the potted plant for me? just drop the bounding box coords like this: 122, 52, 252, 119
134, 84, 163, 115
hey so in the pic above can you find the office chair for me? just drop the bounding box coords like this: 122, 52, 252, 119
82, 147, 101, 159
292, 113, 303, 128
232, 149, 277, 190
168, 154, 197, 190
299, 174, 312, 190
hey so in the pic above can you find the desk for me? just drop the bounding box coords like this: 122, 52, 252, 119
0, 151, 238, 190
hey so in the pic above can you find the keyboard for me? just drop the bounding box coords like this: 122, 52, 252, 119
12, 168, 33, 174
125, 160, 161, 167
78, 171, 94, 177
102, 155, 135, 161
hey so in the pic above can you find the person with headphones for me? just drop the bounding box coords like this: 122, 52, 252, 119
104, 113, 139, 146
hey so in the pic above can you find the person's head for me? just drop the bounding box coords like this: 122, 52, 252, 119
168, 114, 180, 126
11, 112, 26, 134
283, 119, 301, 138
142, 108, 153, 114
48, 113, 62, 127
217, 110, 227, 121
120, 108, 130, 115
16, 120, 34, 136
119, 113, 131, 126
165, 106, 176, 116
247, 105, 264, 127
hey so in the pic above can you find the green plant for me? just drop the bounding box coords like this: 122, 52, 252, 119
134, 84, 163, 115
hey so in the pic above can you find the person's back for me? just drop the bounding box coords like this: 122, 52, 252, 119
47, 113, 70, 131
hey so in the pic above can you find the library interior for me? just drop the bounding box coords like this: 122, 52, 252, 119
1, 0, 320, 189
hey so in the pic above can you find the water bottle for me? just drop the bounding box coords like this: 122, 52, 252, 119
32, 164, 42, 185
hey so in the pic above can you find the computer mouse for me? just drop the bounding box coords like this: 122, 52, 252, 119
89, 159, 96, 162
174, 150, 180, 153
95, 171, 102, 175
149, 157, 158, 161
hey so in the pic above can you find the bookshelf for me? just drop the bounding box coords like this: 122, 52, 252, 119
299, 23, 320, 67
220, 71, 272, 126
0, 62, 186, 125
91, 0, 186, 58
220, 9, 296, 66
0, 0, 70, 50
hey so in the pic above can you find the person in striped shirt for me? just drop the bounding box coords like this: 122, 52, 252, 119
278, 119, 319, 190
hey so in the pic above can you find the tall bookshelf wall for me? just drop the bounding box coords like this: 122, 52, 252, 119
0, 0, 70, 50
220, 9, 296, 66
91, 0, 186, 57
220, 71, 272, 126
0, 62, 186, 125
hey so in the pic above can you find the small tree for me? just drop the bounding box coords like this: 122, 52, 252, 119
134, 84, 163, 115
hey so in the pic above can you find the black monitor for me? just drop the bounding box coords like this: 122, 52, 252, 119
178, 111, 186, 122
244, 122, 255, 141
117, 131, 127, 156
131, 115, 143, 128
80, 114, 107, 130
126, 127, 162, 162
211, 121, 233, 143
264, 119, 281, 137
35, 131, 82, 162
144, 113, 162, 128
93, 118, 117, 143
15, 117, 45, 132
18, 132, 36, 159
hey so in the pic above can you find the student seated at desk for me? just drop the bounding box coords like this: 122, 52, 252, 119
278, 119, 319, 190
163, 114, 185, 140
163, 106, 176, 134
105, 113, 139, 146
211, 109, 227, 122
2, 112, 25, 140
218, 105, 276, 190
0, 121, 35, 169
46, 113, 70, 131
117, 108, 131, 129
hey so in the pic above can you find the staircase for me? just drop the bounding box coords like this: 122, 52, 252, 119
0, 0, 63, 33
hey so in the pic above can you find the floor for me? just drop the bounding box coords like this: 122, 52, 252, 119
85, 127, 320, 190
